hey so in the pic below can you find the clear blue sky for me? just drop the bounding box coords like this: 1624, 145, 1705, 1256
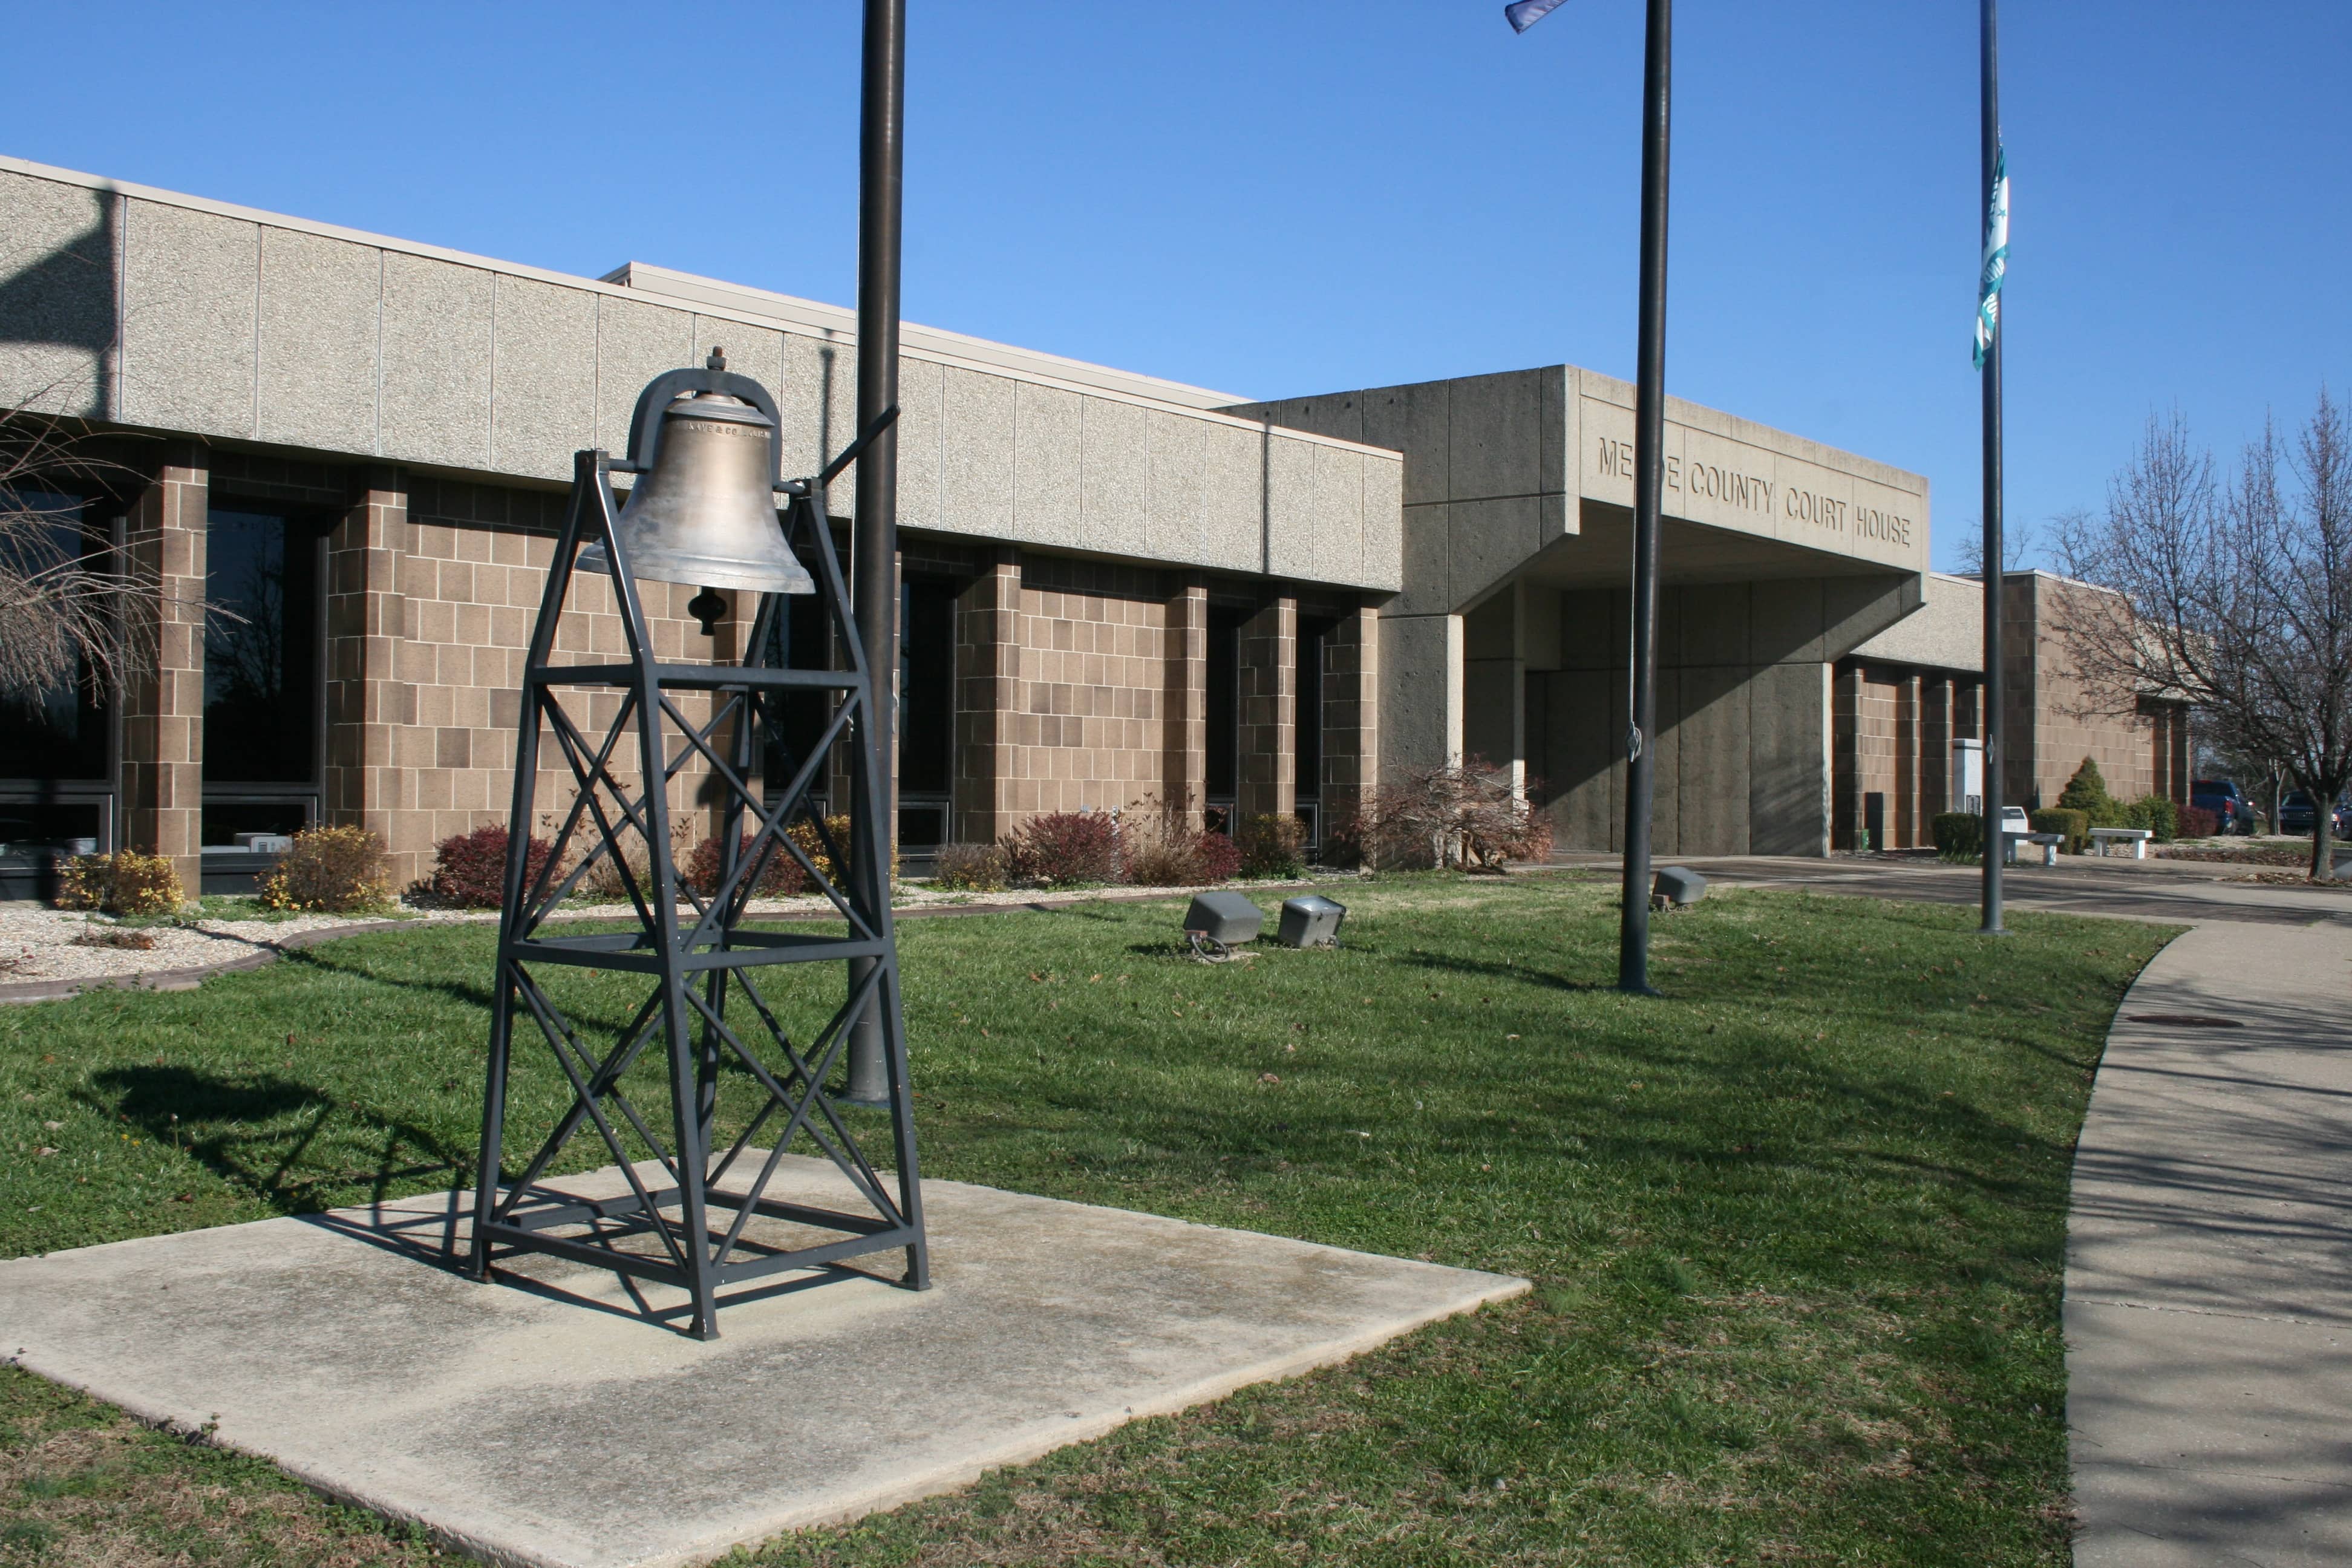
7, 2, 2348, 573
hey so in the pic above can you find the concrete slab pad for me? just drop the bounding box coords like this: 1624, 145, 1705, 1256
0, 1155, 1525, 1568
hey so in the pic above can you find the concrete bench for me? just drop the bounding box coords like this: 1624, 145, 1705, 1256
2002, 830, 2064, 867
2090, 827, 2154, 860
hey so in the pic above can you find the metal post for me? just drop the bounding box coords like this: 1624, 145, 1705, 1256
847, 0, 906, 1102
1617, 0, 1670, 995
1978, 0, 2007, 936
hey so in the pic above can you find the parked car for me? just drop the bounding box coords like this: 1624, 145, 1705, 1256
2278, 791, 2350, 837
2190, 779, 2256, 835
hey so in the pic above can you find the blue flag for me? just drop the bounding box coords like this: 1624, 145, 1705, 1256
1504, 0, 1571, 32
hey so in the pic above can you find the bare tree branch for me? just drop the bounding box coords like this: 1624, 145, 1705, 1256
2053, 397, 2352, 877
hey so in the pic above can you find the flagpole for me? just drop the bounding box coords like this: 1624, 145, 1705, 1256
1618, 0, 1670, 993
1978, 0, 2007, 936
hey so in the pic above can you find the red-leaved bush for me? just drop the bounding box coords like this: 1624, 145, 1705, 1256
1189, 827, 1242, 883
431, 824, 552, 907
1002, 811, 1121, 887
685, 832, 809, 899
2177, 805, 2220, 839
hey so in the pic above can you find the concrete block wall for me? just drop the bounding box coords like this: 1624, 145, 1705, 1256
117, 444, 208, 892
1236, 594, 1298, 823
0, 158, 1402, 598
998, 556, 1173, 820
1528, 575, 1924, 857
2001, 572, 2188, 811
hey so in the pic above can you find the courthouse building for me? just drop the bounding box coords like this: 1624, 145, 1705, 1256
0, 155, 2183, 897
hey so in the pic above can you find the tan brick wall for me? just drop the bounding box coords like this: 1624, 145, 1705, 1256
118, 443, 208, 892
1237, 593, 1296, 822
1161, 577, 1208, 824
995, 557, 1171, 819
2007, 574, 2189, 812
328, 476, 726, 888
1319, 603, 1379, 832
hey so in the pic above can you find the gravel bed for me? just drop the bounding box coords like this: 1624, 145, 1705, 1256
0, 874, 1346, 992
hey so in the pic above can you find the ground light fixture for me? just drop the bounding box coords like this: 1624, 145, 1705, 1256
1277, 895, 1347, 949
1651, 866, 1707, 910
469, 353, 926, 1341
1184, 891, 1263, 962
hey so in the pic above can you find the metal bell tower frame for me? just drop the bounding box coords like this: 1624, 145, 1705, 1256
469, 361, 924, 1339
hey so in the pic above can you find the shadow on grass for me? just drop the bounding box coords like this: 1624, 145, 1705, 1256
87, 1065, 467, 1215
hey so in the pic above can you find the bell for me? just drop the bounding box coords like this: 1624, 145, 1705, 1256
579, 389, 814, 595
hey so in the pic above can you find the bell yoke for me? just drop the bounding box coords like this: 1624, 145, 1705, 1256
469, 351, 924, 1341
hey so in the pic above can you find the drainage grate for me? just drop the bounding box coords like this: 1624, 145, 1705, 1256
2129, 1014, 2245, 1028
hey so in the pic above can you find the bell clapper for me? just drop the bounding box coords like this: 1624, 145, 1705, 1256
688, 586, 730, 636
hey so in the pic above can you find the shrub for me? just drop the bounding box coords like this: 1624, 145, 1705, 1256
258, 826, 393, 913
580, 840, 650, 903
684, 832, 809, 899
932, 841, 1009, 892
2031, 807, 2090, 855
1235, 814, 1308, 879
1359, 759, 1552, 871
53, 851, 185, 915
2058, 758, 2127, 828
1120, 809, 1203, 887
787, 814, 855, 887
2178, 804, 2220, 839
1003, 811, 1121, 887
1930, 811, 1982, 862
2126, 793, 2181, 843
431, 823, 552, 908
1189, 828, 1242, 883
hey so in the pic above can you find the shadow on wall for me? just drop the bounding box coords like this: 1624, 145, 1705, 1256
0, 185, 117, 416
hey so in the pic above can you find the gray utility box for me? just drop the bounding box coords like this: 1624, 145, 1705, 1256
1277, 895, 1347, 949
1183, 891, 1263, 945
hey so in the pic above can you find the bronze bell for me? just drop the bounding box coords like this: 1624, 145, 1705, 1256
580, 389, 814, 596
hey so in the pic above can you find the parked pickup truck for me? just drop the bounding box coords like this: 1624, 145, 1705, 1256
2190, 779, 2255, 835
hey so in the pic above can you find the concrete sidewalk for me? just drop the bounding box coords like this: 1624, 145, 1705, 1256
2068, 918, 2352, 1564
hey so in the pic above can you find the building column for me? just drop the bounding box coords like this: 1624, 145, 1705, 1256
324, 469, 413, 879
118, 442, 207, 895
1831, 662, 1863, 852
1895, 671, 1922, 848
1462, 589, 1523, 794
1922, 676, 1954, 822
1236, 591, 1297, 823
953, 548, 1021, 843
1322, 602, 1380, 837
1161, 575, 1208, 826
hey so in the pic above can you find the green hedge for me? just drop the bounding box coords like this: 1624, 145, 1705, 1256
2126, 793, 2180, 842
2031, 807, 2090, 855
1931, 812, 1982, 862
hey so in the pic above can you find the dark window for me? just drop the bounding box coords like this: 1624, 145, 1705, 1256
1206, 606, 1243, 800
1295, 618, 1331, 803
201, 509, 324, 848
757, 586, 835, 801
0, 490, 111, 785
203, 510, 320, 786
898, 578, 956, 798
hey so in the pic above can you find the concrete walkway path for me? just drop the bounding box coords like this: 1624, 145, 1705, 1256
2067, 916, 2352, 1564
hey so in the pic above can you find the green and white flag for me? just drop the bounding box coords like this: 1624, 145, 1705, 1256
1974, 148, 2008, 369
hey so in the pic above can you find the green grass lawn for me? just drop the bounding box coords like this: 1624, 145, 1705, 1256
1, 875, 2173, 1567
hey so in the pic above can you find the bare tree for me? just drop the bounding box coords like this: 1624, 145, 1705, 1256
1951, 513, 2037, 576
0, 404, 151, 704
2054, 397, 2352, 878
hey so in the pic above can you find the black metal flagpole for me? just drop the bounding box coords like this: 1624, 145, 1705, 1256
1617, 0, 1671, 993
1506, 0, 1670, 991
846, 0, 907, 1099
1978, 0, 2007, 936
